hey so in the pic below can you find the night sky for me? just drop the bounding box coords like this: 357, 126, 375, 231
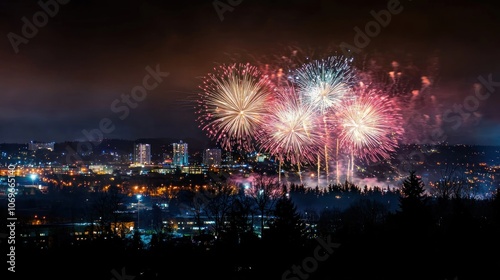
0, 0, 499, 145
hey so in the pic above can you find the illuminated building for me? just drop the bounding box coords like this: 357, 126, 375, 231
134, 143, 151, 165
28, 141, 55, 151
202, 148, 222, 167
173, 140, 188, 167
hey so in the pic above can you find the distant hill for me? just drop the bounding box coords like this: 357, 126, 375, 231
0, 137, 211, 155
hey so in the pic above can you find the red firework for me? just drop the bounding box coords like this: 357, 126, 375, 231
257, 85, 325, 166
335, 87, 404, 163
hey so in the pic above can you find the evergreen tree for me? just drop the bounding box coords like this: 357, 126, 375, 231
399, 170, 427, 213
267, 195, 308, 247
398, 170, 432, 231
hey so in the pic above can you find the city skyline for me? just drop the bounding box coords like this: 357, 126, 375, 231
1, 1, 500, 278
0, 0, 499, 146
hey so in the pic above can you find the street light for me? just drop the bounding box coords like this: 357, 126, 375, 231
30, 174, 37, 186
136, 194, 142, 232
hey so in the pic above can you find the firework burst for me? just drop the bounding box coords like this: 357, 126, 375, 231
293, 55, 358, 114
196, 63, 276, 152
258, 86, 325, 166
222, 44, 341, 89
336, 88, 404, 163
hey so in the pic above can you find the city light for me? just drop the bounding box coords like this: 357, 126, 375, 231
0, 1, 498, 279
30, 174, 37, 186
136, 194, 142, 231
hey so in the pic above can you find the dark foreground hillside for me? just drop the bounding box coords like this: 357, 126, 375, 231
8, 196, 500, 280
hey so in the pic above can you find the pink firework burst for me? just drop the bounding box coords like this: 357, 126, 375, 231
335, 88, 404, 163
258, 85, 325, 166
196, 63, 277, 152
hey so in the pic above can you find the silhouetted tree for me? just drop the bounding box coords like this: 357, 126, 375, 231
317, 208, 343, 238
205, 181, 237, 238
342, 198, 389, 236
247, 174, 282, 238
151, 204, 163, 233
177, 185, 211, 236
266, 195, 309, 247
491, 188, 500, 228
432, 165, 475, 201
398, 170, 432, 232
124, 229, 144, 253
150, 204, 171, 249
399, 170, 427, 212
222, 194, 255, 246
91, 185, 125, 236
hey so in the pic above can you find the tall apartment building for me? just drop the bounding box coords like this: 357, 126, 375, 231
172, 140, 188, 167
203, 148, 222, 167
134, 143, 151, 165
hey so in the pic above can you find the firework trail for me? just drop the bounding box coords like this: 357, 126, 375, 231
335, 88, 404, 180
257, 85, 325, 185
292, 54, 359, 185
349, 53, 440, 182
195, 63, 276, 152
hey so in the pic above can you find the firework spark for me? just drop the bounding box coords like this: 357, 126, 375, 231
222, 44, 341, 89
356, 55, 441, 145
293, 55, 358, 114
336, 88, 404, 163
196, 63, 276, 152
258, 86, 325, 166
